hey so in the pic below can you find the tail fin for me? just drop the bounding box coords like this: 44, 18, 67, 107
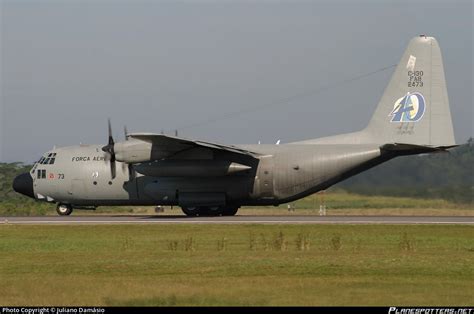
365, 35, 455, 147
300, 35, 456, 148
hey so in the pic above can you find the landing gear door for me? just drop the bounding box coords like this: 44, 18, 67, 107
257, 155, 274, 198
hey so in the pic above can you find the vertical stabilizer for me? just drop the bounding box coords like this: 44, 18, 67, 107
298, 36, 456, 148
365, 35, 455, 147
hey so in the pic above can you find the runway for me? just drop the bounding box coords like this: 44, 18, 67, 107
0, 215, 472, 225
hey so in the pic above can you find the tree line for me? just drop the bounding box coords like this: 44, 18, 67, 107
338, 138, 473, 203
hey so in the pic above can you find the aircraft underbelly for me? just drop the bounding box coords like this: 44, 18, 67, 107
136, 175, 254, 205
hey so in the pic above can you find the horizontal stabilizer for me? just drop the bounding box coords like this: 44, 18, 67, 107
380, 143, 457, 155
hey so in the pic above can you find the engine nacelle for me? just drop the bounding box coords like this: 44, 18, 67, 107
114, 139, 155, 163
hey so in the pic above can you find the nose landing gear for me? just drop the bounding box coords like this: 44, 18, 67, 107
56, 204, 73, 216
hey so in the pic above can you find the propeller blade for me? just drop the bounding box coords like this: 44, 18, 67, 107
128, 164, 135, 181
101, 119, 117, 180
124, 126, 129, 141
102, 119, 115, 154
111, 159, 116, 180
108, 118, 114, 146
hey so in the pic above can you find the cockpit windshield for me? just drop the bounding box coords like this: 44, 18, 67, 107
38, 153, 57, 165
31, 152, 58, 175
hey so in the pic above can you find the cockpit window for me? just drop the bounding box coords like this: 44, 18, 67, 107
31, 163, 38, 174
36, 153, 57, 165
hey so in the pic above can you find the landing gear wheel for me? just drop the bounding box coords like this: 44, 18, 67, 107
181, 206, 237, 217
204, 206, 224, 217
181, 206, 200, 217
56, 204, 73, 216
222, 206, 239, 216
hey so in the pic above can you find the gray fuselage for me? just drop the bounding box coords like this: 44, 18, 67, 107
27, 143, 386, 208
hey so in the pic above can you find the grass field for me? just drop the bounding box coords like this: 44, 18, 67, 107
0, 224, 472, 306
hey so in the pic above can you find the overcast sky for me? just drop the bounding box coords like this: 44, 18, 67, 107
1, 0, 472, 162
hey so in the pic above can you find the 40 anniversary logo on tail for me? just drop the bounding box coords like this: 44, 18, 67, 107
389, 92, 426, 122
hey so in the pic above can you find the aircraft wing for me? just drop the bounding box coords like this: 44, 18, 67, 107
127, 133, 260, 160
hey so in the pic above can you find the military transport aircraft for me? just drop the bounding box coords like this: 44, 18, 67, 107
13, 35, 456, 216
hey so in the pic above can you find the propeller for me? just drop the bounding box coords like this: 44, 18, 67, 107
102, 119, 116, 179
124, 125, 129, 141
122, 125, 134, 177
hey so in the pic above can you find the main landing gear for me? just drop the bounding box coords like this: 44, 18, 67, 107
56, 203, 73, 216
181, 206, 239, 217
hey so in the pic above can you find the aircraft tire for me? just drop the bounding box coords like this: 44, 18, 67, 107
222, 206, 239, 216
181, 206, 200, 217
200, 206, 224, 217
56, 204, 73, 216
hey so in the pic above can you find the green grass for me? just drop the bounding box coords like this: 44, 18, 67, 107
291, 190, 472, 210
0, 224, 472, 306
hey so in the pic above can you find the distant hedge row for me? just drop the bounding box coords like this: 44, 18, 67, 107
338, 138, 473, 204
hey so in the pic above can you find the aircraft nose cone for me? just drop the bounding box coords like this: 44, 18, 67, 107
13, 173, 35, 199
